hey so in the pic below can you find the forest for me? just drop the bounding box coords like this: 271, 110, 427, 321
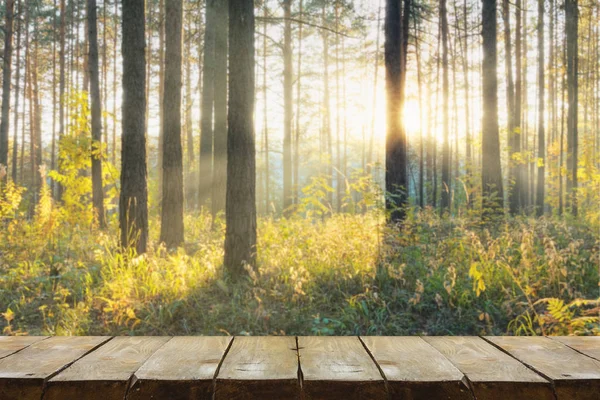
0, 0, 598, 337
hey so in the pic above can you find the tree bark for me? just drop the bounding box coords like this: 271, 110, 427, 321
199, 0, 216, 209
385, 0, 410, 222
224, 0, 257, 276
120, 0, 148, 254
0, 0, 15, 181
504, 0, 518, 215
440, 0, 450, 213
211, 0, 229, 219
160, 0, 184, 248
283, 0, 293, 212
565, 0, 578, 216
11, 0, 21, 183
481, 0, 504, 217
535, 0, 545, 217
88, 0, 105, 228
58, 0, 66, 200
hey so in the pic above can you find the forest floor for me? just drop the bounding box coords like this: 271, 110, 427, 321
2, 199, 598, 337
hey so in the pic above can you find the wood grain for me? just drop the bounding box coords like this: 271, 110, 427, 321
44, 336, 170, 400
552, 336, 600, 362
425, 336, 554, 400
215, 336, 299, 400
362, 336, 472, 400
0, 336, 110, 400
127, 336, 232, 400
298, 336, 387, 400
0, 336, 47, 360
486, 336, 600, 400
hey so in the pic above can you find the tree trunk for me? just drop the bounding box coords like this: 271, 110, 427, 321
120, 0, 148, 254
368, 0, 383, 176
514, 0, 524, 212
322, 5, 333, 205
262, 4, 269, 214
211, 0, 229, 219
294, 0, 303, 203
535, 0, 545, 217
58, 0, 66, 200
199, 0, 216, 209
157, 0, 165, 200
283, 0, 293, 213
88, 0, 105, 228
565, 0, 578, 216
481, 0, 504, 217
11, 0, 21, 183
160, 0, 184, 248
504, 0, 518, 215
224, 0, 257, 276
0, 0, 15, 181
385, 0, 410, 222
112, 0, 118, 165
440, 0, 450, 213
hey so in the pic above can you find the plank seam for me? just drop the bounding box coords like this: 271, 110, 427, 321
357, 336, 391, 400
548, 336, 600, 362
123, 336, 175, 400
0, 336, 50, 361
295, 336, 304, 399
479, 336, 559, 400
39, 336, 114, 400
211, 335, 235, 400
419, 336, 478, 400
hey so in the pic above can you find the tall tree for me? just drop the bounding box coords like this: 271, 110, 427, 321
504, 0, 518, 215
11, 0, 21, 183
283, 0, 293, 212
211, 0, 229, 218
385, 0, 411, 222
514, 0, 524, 211
481, 0, 504, 217
224, 0, 257, 275
120, 0, 148, 254
160, 0, 184, 248
58, 0, 67, 200
0, 0, 15, 181
535, 0, 545, 216
88, 0, 105, 228
200, 0, 216, 208
440, 0, 450, 213
565, 0, 578, 216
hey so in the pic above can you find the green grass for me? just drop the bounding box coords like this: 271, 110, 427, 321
1, 200, 598, 337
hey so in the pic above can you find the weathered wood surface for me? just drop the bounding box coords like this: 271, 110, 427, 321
0, 336, 110, 400
425, 336, 554, 400
44, 336, 170, 400
362, 336, 472, 400
0, 335, 598, 399
215, 336, 299, 399
0, 336, 47, 360
127, 336, 232, 400
298, 336, 387, 400
552, 336, 600, 361
486, 336, 600, 400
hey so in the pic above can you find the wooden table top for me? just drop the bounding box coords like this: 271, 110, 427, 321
0, 335, 598, 399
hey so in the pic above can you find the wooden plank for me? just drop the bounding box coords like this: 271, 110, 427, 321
298, 336, 387, 400
552, 336, 600, 362
215, 336, 299, 400
0, 336, 48, 360
127, 336, 232, 400
361, 336, 472, 400
44, 336, 170, 400
0, 336, 110, 400
425, 336, 554, 400
486, 336, 600, 400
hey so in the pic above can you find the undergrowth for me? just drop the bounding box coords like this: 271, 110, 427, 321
1, 176, 598, 336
